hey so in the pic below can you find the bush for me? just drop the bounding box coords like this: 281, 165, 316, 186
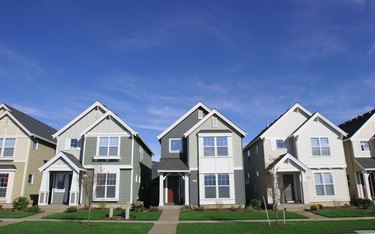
310, 204, 321, 211
66, 206, 78, 213
250, 199, 261, 210
26, 205, 41, 213
12, 197, 29, 211
193, 206, 205, 211
351, 197, 372, 209
131, 201, 144, 212
180, 205, 191, 211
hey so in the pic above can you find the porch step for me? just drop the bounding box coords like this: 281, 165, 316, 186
281, 203, 309, 211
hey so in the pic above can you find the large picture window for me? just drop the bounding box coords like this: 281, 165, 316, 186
311, 137, 330, 156
203, 136, 228, 157
204, 174, 230, 199
314, 172, 335, 196
0, 138, 15, 157
96, 173, 117, 199
98, 137, 119, 156
169, 138, 183, 153
0, 174, 9, 198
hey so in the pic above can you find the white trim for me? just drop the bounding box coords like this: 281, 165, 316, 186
93, 169, 120, 202
233, 167, 243, 170
21, 138, 32, 196
130, 135, 134, 203
350, 113, 375, 140
157, 102, 211, 140
313, 170, 336, 197
95, 136, 121, 157
184, 109, 246, 137
53, 101, 108, 138
198, 132, 232, 137
0, 104, 10, 112
84, 165, 133, 169
158, 170, 190, 173
92, 156, 121, 160
292, 112, 347, 137
268, 153, 309, 172
80, 110, 137, 137
169, 138, 183, 153
39, 151, 84, 173
190, 168, 198, 171
85, 132, 130, 137
308, 165, 347, 169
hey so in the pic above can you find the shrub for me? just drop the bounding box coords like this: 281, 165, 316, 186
193, 206, 205, 211
149, 206, 160, 212
250, 199, 261, 210
26, 205, 41, 213
351, 197, 372, 209
180, 205, 191, 211
318, 204, 324, 210
66, 206, 78, 213
12, 197, 29, 211
131, 201, 144, 212
310, 204, 321, 211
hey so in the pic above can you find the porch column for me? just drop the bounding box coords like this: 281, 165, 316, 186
362, 172, 372, 199
159, 173, 164, 206
184, 174, 189, 205
38, 171, 50, 205
69, 172, 79, 206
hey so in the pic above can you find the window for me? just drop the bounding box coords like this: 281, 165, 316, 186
276, 140, 285, 149
32, 139, 38, 150
96, 173, 116, 199
311, 137, 330, 156
70, 139, 78, 149
314, 172, 335, 196
204, 174, 216, 198
98, 137, 119, 156
256, 145, 259, 155
139, 146, 144, 161
247, 150, 251, 157
28, 174, 34, 184
198, 110, 203, 119
360, 141, 370, 151
169, 138, 183, 153
204, 174, 231, 199
55, 173, 65, 190
0, 138, 15, 157
212, 117, 218, 127
0, 174, 9, 198
203, 136, 228, 157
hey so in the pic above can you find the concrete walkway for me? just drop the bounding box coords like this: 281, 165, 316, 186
148, 206, 181, 234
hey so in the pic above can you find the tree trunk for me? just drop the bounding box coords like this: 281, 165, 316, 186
88, 203, 91, 227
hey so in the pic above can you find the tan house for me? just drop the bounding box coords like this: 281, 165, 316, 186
339, 109, 375, 199
244, 103, 350, 208
0, 104, 56, 206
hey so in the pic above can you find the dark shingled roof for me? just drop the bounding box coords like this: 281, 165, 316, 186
61, 151, 84, 170
339, 109, 375, 140
0, 165, 17, 170
3, 104, 57, 143
151, 161, 160, 181
158, 158, 189, 171
355, 158, 375, 170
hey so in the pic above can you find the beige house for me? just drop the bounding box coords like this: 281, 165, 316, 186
244, 103, 350, 208
339, 109, 375, 199
0, 104, 56, 206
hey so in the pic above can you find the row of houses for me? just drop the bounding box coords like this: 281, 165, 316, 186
0, 101, 373, 208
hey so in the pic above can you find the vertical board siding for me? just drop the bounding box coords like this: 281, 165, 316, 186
234, 170, 246, 204
119, 169, 132, 203
189, 170, 199, 205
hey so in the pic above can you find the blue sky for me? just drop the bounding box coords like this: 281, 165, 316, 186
1, 0, 374, 160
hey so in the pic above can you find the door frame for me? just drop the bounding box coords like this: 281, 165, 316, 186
282, 173, 297, 203
167, 175, 180, 204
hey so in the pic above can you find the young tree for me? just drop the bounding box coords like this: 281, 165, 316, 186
81, 169, 96, 226
265, 167, 284, 226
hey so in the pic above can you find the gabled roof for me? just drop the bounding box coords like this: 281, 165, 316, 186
80, 110, 154, 155
266, 153, 309, 172
244, 103, 311, 150
291, 112, 347, 137
52, 101, 108, 138
355, 157, 375, 170
0, 104, 57, 144
157, 158, 189, 172
39, 151, 85, 172
157, 102, 211, 140
184, 109, 246, 137
339, 108, 375, 140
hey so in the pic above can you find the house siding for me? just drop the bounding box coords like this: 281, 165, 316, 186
189, 170, 199, 205
234, 170, 245, 204
52, 192, 64, 204
119, 169, 132, 203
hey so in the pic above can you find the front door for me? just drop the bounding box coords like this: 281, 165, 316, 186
167, 176, 179, 204
282, 174, 296, 202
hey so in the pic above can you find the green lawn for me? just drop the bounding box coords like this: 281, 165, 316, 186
177, 220, 375, 234
179, 211, 307, 220
0, 210, 37, 218
0, 221, 153, 234
43, 209, 161, 220
313, 208, 375, 218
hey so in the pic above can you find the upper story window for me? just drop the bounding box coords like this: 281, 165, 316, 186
203, 136, 228, 157
276, 140, 285, 149
0, 138, 16, 157
212, 117, 219, 127
311, 137, 330, 156
32, 139, 38, 150
70, 139, 78, 149
98, 137, 119, 156
139, 146, 144, 161
360, 141, 370, 151
198, 110, 203, 119
314, 172, 335, 196
169, 138, 183, 153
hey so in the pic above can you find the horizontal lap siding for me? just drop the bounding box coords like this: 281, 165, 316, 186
234, 170, 245, 204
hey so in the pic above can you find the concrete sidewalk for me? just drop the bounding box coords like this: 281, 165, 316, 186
148, 206, 181, 234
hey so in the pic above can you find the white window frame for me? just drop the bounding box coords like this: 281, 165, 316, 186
169, 138, 183, 153
310, 137, 331, 156
204, 174, 216, 198
0, 138, 16, 158
0, 173, 9, 198
94, 136, 121, 160
203, 136, 229, 157
94, 172, 118, 201
360, 141, 370, 151
217, 174, 230, 198
28, 174, 34, 184
203, 173, 231, 199
314, 171, 336, 197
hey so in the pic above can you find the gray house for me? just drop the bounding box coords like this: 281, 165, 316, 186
38, 101, 153, 206
157, 102, 246, 206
